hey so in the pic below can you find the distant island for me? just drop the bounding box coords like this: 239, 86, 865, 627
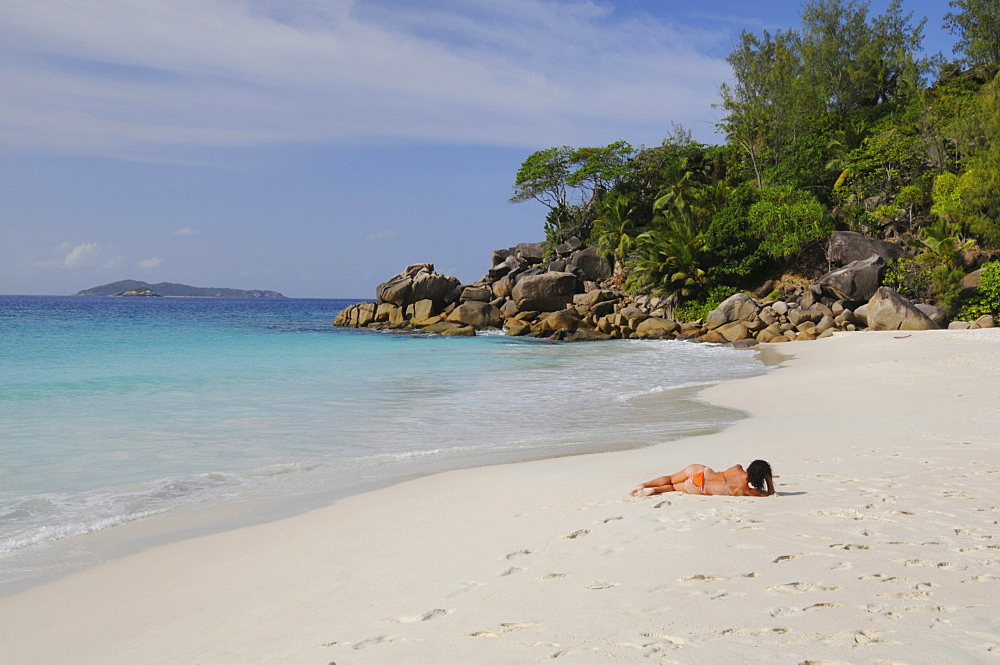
75, 280, 286, 298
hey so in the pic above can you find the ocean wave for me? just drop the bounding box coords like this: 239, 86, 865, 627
0, 466, 322, 553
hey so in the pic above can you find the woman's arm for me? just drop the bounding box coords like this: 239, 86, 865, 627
745, 475, 776, 497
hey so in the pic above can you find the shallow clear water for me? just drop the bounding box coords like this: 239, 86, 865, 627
0, 295, 769, 583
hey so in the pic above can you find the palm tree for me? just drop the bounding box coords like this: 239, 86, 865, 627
626, 217, 709, 310
593, 194, 636, 262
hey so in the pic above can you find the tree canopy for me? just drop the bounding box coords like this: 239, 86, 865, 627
510, 0, 1000, 315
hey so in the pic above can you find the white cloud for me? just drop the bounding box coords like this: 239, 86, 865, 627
365, 230, 397, 242
0, 0, 733, 159
102, 254, 125, 270
138, 257, 163, 270
174, 226, 199, 236
62, 242, 101, 268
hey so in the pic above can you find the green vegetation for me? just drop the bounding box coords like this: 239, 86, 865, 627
510, 0, 1000, 315
957, 261, 1000, 319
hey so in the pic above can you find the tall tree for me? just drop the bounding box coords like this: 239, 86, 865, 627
799, 0, 927, 114
944, 0, 1000, 67
510, 146, 573, 209
566, 141, 635, 205
718, 0, 929, 190
717, 28, 814, 188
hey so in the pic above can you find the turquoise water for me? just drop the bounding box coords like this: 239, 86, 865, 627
0, 295, 768, 582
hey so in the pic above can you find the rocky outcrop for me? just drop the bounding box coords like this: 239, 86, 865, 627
376, 263, 460, 308
816, 255, 885, 301
511, 272, 577, 311
866, 287, 940, 331
448, 301, 501, 329
826, 231, 904, 266
335, 231, 983, 342
705, 293, 760, 330
567, 246, 613, 283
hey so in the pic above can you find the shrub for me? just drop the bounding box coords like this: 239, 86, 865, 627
747, 186, 833, 260
957, 261, 1000, 320
673, 285, 737, 323
704, 182, 767, 289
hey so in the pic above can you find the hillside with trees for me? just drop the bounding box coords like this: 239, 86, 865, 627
510, 0, 1000, 322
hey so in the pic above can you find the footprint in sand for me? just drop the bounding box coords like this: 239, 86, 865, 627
469, 621, 539, 638
585, 581, 619, 590
602, 516, 625, 523
505, 549, 534, 560
564, 529, 591, 539
342, 635, 413, 650
772, 554, 797, 564
395, 608, 449, 623
767, 582, 815, 594
711, 591, 745, 600
858, 573, 909, 582
501, 567, 525, 576
852, 629, 891, 645
680, 574, 723, 582
538, 573, 568, 580
641, 633, 685, 649
772, 603, 842, 617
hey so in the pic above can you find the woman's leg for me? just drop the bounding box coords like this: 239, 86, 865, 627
630, 465, 705, 496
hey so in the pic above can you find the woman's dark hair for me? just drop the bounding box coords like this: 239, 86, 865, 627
747, 460, 772, 491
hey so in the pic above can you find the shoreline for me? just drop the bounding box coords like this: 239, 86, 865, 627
0, 367, 760, 598
2, 329, 998, 664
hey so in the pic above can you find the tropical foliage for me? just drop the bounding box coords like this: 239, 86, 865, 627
509, 0, 1000, 314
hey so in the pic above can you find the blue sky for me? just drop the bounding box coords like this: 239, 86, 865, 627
1, 0, 958, 297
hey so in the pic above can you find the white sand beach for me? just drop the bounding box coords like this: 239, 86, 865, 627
2, 329, 998, 664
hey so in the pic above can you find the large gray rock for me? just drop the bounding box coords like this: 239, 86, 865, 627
787, 308, 822, 327
491, 249, 510, 267
491, 274, 514, 299
448, 301, 501, 329
423, 321, 476, 336
333, 301, 377, 327
866, 287, 940, 331
816, 255, 885, 301
705, 293, 761, 330
574, 289, 615, 308
716, 321, 751, 342
514, 242, 546, 264
411, 270, 461, 306
488, 254, 520, 279
376, 275, 412, 306
567, 246, 613, 282
512, 272, 577, 312
555, 237, 583, 256
459, 286, 492, 303
376, 264, 459, 308
914, 303, 946, 326
634, 317, 680, 337
826, 231, 904, 266
536, 309, 584, 332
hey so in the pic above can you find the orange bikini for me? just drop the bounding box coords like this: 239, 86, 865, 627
690, 470, 735, 495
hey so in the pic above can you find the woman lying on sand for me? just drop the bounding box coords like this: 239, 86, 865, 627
630, 460, 775, 497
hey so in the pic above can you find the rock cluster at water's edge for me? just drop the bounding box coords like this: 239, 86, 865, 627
334, 232, 994, 343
